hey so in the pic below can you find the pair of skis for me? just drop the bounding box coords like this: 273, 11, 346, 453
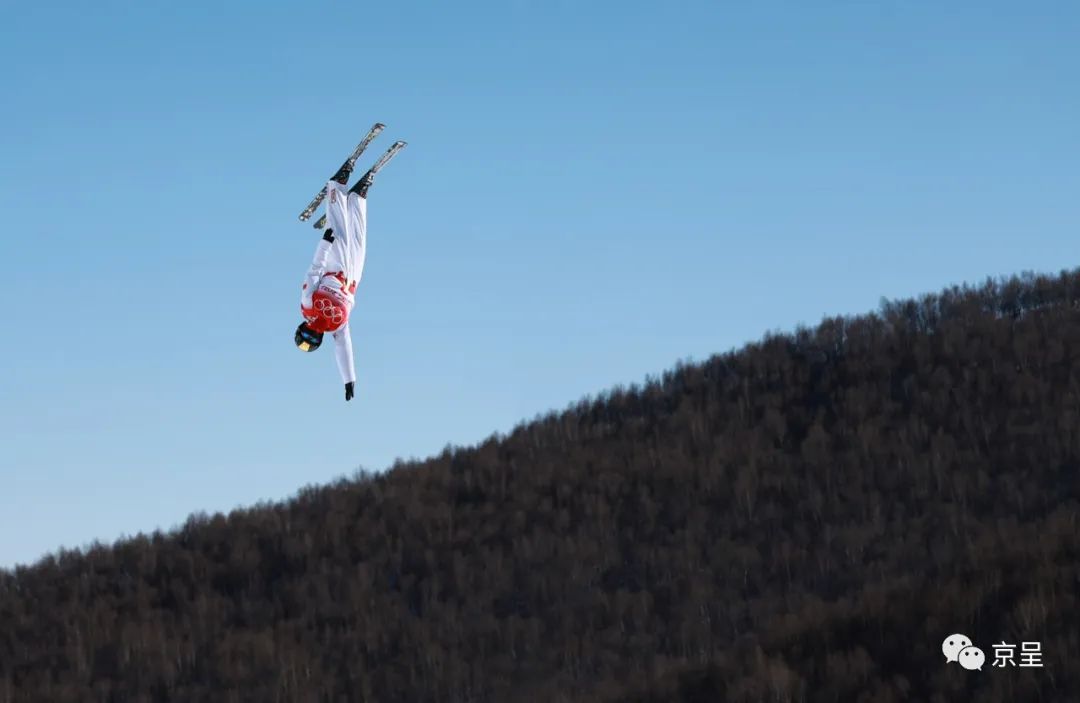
298, 122, 407, 229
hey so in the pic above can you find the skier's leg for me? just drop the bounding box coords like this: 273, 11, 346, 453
347, 190, 367, 237
324, 179, 353, 243
320, 151, 355, 241
342, 188, 368, 280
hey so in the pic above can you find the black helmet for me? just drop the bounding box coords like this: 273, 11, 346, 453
295, 322, 324, 352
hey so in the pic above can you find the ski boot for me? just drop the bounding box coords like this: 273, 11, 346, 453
350, 170, 375, 198
331, 161, 353, 185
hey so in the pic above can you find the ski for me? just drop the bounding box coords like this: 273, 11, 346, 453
298, 123, 385, 222
313, 140, 408, 229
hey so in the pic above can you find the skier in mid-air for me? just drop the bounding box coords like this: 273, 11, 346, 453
293, 161, 375, 402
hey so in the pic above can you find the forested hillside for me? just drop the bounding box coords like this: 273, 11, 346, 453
3, 270, 1080, 702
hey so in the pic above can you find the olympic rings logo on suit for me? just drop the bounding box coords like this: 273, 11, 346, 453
314, 296, 345, 325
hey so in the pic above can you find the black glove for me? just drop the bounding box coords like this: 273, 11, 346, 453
345, 382, 354, 401
322, 228, 335, 243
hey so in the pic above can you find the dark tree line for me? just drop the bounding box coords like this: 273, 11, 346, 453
2, 270, 1080, 702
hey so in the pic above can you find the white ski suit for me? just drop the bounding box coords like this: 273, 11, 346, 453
301, 180, 368, 385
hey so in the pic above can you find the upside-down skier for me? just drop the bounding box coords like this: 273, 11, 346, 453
293, 162, 376, 402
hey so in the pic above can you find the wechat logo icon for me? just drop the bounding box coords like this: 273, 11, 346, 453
943, 634, 985, 671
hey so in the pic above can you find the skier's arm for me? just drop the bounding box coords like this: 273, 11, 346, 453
332, 322, 357, 398
301, 230, 334, 306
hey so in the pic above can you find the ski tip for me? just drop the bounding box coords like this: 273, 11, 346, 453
374, 122, 386, 130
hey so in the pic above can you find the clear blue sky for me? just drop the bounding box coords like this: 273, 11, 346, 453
1, 0, 1077, 569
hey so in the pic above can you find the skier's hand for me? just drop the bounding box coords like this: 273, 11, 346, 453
345, 382, 354, 402
322, 228, 335, 243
